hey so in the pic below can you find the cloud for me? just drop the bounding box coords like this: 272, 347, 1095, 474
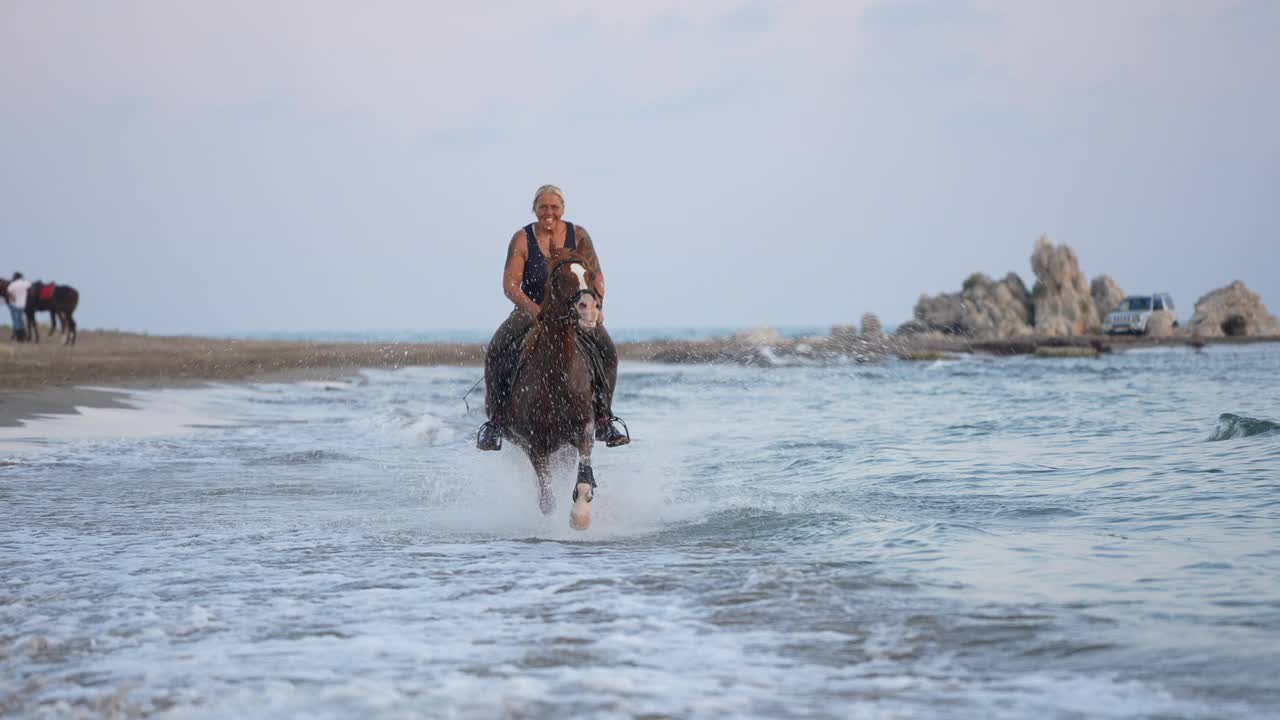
1, 1, 849, 131
1, 1, 1276, 333
861, 0, 1000, 31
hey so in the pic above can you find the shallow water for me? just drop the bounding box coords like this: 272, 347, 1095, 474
2, 344, 1279, 718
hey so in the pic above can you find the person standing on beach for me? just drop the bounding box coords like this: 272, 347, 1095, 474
6, 272, 31, 342
476, 184, 630, 451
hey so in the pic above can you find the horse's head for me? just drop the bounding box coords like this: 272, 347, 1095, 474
542, 248, 601, 331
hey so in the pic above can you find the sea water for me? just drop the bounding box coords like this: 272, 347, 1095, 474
1, 343, 1278, 718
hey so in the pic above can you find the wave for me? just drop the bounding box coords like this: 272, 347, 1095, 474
247, 449, 366, 465
1208, 413, 1280, 441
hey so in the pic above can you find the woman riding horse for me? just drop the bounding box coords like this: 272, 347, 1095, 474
477, 184, 629, 451
502, 246, 612, 528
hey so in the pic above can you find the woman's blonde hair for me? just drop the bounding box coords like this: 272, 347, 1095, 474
532, 184, 565, 212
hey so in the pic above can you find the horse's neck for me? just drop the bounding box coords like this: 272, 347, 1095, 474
526, 318, 579, 365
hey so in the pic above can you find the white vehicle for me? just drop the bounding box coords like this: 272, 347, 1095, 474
1102, 293, 1176, 335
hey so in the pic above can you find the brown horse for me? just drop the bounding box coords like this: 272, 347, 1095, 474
23, 282, 80, 345
502, 247, 605, 530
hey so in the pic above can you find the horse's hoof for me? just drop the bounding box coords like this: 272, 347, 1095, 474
539, 494, 555, 515
569, 482, 593, 530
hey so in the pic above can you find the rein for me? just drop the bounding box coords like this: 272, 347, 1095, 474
462, 255, 600, 413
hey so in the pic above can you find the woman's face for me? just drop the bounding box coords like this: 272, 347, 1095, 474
533, 193, 564, 231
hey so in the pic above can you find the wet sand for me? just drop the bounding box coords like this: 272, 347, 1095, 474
0, 387, 137, 428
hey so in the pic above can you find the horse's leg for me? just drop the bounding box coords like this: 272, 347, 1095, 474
569, 429, 597, 531
26, 308, 38, 344
49, 309, 58, 335
530, 452, 555, 515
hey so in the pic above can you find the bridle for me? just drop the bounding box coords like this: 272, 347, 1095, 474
546, 256, 601, 324
460, 255, 603, 414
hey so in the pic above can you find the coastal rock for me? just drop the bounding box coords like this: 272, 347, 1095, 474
1030, 236, 1099, 336
1146, 310, 1175, 338
732, 326, 783, 345
832, 324, 858, 340
1188, 281, 1280, 337
904, 272, 1033, 338
860, 313, 882, 338
1090, 275, 1126, 322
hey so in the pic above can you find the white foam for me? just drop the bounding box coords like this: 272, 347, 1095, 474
0, 387, 234, 452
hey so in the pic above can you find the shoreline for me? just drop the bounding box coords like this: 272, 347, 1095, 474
3, 329, 1278, 428
0, 386, 138, 429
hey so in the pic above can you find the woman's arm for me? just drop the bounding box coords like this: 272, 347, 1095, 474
502, 230, 540, 318
575, 226, 606, 299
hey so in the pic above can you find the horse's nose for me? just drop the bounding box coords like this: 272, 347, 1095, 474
576, 299, 600, 326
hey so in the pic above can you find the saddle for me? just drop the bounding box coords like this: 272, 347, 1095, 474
38, 283, 56, 302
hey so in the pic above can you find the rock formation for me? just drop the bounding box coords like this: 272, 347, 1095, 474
895, 235, 1278, 342
1188, 281, 1280, 337
1146, 311, 1176, 338
1090, 275, 1125, 322
732, 326, 783, 345
903, 272, 1033, 338
1030, 235, 1099, 336
860, 313, 882, 338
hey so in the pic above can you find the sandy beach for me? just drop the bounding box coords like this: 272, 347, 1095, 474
0, 330, 717, 426
0, 331, 481, 426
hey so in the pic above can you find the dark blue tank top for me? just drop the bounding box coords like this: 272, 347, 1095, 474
519, 222, 576, 305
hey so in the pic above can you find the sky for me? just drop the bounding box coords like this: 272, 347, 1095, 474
2, 0, 1277, 335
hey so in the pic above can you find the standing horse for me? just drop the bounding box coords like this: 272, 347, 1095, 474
502, 247, 605, 530
25, 281, 80, 345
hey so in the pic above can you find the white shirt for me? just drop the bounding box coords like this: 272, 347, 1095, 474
7, 279, 31, 309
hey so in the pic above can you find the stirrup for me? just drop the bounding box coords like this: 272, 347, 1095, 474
595, 416, 630, 447
475, 420, 502, 451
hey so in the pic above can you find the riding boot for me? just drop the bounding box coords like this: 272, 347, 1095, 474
476, 417, 503, 451
595, 415, 630, 447
480, 310, 534, 452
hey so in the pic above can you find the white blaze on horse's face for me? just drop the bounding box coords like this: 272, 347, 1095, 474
569, 263, 600, 330
569, 264, 589, 292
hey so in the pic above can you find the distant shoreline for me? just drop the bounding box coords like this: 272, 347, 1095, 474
3, 329, 1278, 390
2, 329, 1277, 427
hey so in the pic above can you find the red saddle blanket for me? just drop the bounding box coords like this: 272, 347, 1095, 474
38, 284, 56, 302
